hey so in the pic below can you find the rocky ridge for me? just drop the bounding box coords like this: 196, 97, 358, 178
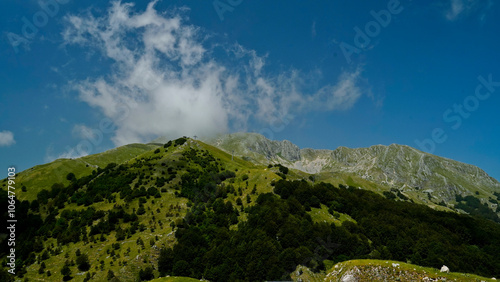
203, 132, 500, 210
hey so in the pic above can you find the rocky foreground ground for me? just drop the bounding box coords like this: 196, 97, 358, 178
291, 260, 498, 282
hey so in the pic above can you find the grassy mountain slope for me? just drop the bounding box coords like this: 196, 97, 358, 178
2, 135, 500, 281
1, 143, 159, 202
204, 133, 500, 213
1, 137, 296, 281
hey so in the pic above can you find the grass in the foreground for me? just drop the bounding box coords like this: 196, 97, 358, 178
291, 259, 498, 282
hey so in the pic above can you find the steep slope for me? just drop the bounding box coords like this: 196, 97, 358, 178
2, 136, 500, 281
327, 144, 498, 201
0, 143, 160, 202
204, 133, 500, 211
0, 137, 284, 281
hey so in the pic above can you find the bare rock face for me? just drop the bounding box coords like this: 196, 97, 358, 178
249, 138, 301, 162
204, 132, 301, 162
325, 144, 500, 202
341, 273, 357, 282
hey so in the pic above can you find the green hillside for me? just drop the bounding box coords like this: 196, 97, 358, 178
1, 136, 500, 281
1, 143, 159, 202
0, 137, 283, 281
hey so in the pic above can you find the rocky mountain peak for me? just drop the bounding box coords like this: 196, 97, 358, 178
204, 132, 500, 210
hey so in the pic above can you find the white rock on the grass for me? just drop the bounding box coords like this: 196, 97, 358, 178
440, 265, 450, 273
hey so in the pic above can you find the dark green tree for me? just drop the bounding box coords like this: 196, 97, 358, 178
139, 266, 154, 281
251, 184, 257, 194
66, 173, 76, 181
38, 262, 46, 274
137, 203, 146, 215
172, 260, 190, 277
107, 270, 115, 280
76, 254, 90, 271
158, 248, 174, 275
61, 264, 71, 281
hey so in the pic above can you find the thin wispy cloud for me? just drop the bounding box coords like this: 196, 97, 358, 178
44, 144, 88, 163
61, 1, 369, 145
72, 124, 95, 139
0, 131, 15, 147
310, 67, 365, 111
446, 0, 465, 20
444, 0, 493, 21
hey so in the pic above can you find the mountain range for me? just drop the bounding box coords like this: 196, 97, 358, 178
195, 132, 500, 211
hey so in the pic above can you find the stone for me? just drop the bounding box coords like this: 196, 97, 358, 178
440, 265, 450, 273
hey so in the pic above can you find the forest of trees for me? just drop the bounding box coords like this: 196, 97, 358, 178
0, 139, 233, 280
455, 194, 500, 222
158, 179, 500, 281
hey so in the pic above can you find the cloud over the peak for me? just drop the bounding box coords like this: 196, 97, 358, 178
62, 1, 368, 145
0, 131, 15, 147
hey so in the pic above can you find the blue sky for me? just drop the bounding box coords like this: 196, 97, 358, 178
1, 0, 500, 180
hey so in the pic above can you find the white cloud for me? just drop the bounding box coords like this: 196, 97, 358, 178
72, 124, 94, 139
446, 0, 465, 20
311, 67, 364, 111
0, 131, 15, 147
444, 0, 492, 21
58, 150, 89, 159
45, 144, 88, 163
62, 1, 369, 145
